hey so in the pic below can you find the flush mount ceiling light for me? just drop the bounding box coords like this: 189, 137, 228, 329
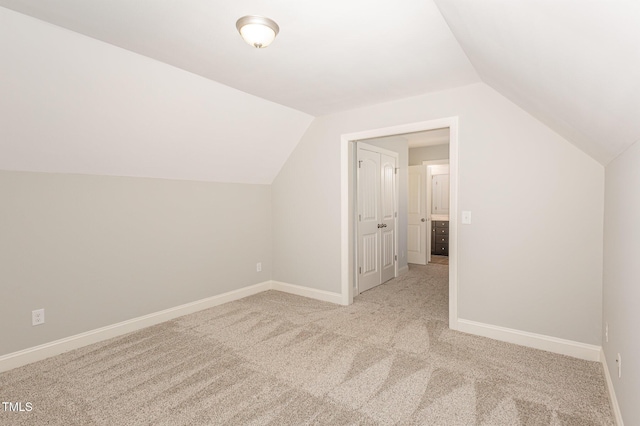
236, 15, 280, 49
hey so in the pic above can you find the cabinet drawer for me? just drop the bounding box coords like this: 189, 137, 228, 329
435, 234, 448, 244
435, 227, 448, 235
434, 221, 449, 228
435, 243, 449, 255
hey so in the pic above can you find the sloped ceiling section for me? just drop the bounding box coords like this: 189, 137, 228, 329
3, 1, 638, 169
0, 8, 313, 184
0, 0, 479, 116
435, 0, 640, 165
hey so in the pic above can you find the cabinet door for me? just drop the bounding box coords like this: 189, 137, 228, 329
432, 174, 450, 215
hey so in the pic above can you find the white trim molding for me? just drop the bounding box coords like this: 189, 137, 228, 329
0, 281, 272, 373
457, 319, 602, 361
0, 280, 347, 373
271, 281, 344, 305
601, 348, 625, 425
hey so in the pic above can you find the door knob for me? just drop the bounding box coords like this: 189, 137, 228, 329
421, 218, 426, 222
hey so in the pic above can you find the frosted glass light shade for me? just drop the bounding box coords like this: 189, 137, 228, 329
236, 15, 279, 49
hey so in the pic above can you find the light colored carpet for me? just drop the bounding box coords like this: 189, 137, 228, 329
0, 264, 614, 425
429, 256, 448, 266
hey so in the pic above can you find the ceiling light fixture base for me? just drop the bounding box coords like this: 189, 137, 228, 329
236, 15, 280, 49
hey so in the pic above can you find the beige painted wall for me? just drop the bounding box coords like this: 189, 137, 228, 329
0, 7, 312, 185
272, 82, 604, 345
0, 171, 271, 356
603, 140, 640, 425
409, 144, 450, 165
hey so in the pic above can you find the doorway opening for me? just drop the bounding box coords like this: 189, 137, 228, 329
406, 128, 451, 267
340, 117, 459, 331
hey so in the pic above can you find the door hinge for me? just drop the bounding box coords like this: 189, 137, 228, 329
359, 214, 361, 221
358, 160, 362, 168
395, 168, 398, 174
359, 266, 362, 274
395, 255, 397, 261
394, 212, 397, 218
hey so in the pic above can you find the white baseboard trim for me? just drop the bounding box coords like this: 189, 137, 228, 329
601, 348, 624, 425
457, 319, 601, 362
397, 265, 409, 276
0, 281, 271, 373
270, 280, 345, 305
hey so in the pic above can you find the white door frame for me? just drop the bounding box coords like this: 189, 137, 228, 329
355, 142, 399, 294
340, 117, 459, 330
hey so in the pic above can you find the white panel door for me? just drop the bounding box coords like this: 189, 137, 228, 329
357, 146, 397, 293
407, 165, 427, 265
357, 148, 381, 293
380, 154, 396, 283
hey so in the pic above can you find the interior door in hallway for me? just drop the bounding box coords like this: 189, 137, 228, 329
357, 145, 397, 293
379, 153, 396, 284
408, 165, 427, 265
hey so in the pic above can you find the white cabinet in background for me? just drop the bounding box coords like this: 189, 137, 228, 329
432, 172, 449, 216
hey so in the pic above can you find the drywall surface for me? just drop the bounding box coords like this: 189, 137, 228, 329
272, 82, 604, 345
0, 7, 313, 185
359, 137, 409, 272
434, 0, 640, 165
603, 140, 640, 425
409, 144, 450, 165
0, 171, 272, 356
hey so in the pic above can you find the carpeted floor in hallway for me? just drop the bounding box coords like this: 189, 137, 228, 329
0, 264, 614, 425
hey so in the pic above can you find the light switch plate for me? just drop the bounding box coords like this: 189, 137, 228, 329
462, 211, 472, 224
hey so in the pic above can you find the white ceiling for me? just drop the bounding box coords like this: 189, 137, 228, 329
0, 0, 479, 117
1, 0, 639, 167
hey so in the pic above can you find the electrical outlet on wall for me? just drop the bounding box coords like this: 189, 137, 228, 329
256, 262, 262, 272
605, 322, 609, 342
616, 353, 622, 378
32, 309, 45, 326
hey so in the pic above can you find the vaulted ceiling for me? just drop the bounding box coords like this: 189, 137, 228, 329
0, 0, 479, 116
1, 0, 639, 167
434, 0, 640, 164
